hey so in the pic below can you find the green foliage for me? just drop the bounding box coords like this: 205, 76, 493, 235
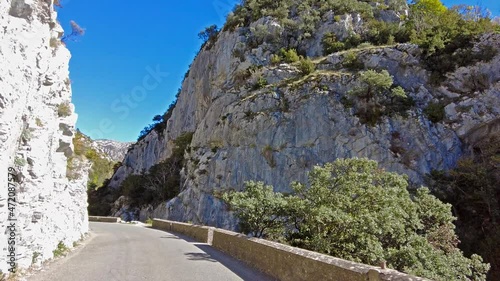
322, 32, 345, 55
14, 157, 26, 167
248, 24, 279, 47
57, 102, 71, 117
21, 128, 33, 142
344, 33, 362, 49
118, 132, 194, 208
321, 32, 363, 56
223, 158, 490, 280
121, 174, 151, 206
412, 0, 447, 15
424, 36, 498, 85
32, 251, 40, 264
138, 114, 168, 142
198, 24, 220, 49
71, 132, 115, 189
87, 150, 115, 190
365, 20, 406, 45
406, 0, 498, 84
423, 102, 445, 123
358, 69, 393, 96
346, 69, 411, 125
145, 218, 153, 225
428, 137, 500, 280
270, 54, 281, 64
391, 86, 407, 99
298, 57, 315, 75
342, 51, 364, 70
87, 178, 120, 216
278, 48, 300, 63
222, 181, 287, 238
53, 242, 68, 258
284, 48, 300, 63
252, 76, 268, 90
222, 0, 379, 48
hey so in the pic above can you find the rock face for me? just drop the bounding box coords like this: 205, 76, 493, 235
92, 139, 132, 163
0, 0, 88, 273
108, 13, 500, 230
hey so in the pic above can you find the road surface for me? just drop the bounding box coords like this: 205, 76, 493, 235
27, 222, 273, 281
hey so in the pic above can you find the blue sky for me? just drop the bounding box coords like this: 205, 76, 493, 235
58, 0, 499, 142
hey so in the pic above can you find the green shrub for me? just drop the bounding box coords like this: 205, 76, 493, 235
270, 54, 281, 64
53, 242, 68, 257
223, 158, 490, 281
21, 128, 33, 142
252, 76, 268, 90
57, 102, 71, 117
344, 33, 362, 49
342, 51, 364, 70
347, 69, 412, 125
145, 218, 153, 225
114, 132, 193, 208
222, 181, 287, 238
357, 42, 373, 49
32, 252, 40, 264
428, 137, 500, 280
424, 102, 445, 123
298, 57, 315, 75
14, 157, 26, 167
322, 32, 345, 55
281, 48, 300, 63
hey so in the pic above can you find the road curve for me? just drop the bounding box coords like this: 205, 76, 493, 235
27, 222, 273, 281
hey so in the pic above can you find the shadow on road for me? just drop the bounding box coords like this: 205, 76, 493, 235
160, 232, 274, 281
159, 235, 181, 239
184, 252, 218, 262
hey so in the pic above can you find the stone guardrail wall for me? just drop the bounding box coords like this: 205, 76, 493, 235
152, 219, 211, 244
152, 219, 429, 281
88, 216, 121, 223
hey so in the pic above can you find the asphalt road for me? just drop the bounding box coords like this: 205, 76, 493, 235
27, 222, 273, 281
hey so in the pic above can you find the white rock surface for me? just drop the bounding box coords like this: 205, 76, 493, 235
0, 0, 88, 274
92, 139, 133, 163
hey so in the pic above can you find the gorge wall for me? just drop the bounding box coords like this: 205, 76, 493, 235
108, 7, 500, 230
0, 0, 88, 274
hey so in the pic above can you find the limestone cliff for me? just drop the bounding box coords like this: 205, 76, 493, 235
108, 8, 500, 230
91, 139, 133, 163
0, 0, 88, 274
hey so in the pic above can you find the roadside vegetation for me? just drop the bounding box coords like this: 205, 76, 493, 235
68, 131, 116, 189
222, 158, 490, 280
427, 136, 500, 280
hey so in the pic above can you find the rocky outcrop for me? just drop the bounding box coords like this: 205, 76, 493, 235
91, 139, 132, 163
0, 0, 88, 274
108, 13, 500, 230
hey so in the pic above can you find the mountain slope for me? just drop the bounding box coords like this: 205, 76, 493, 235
109, 4, 499, 227
92, 139, 132, 163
